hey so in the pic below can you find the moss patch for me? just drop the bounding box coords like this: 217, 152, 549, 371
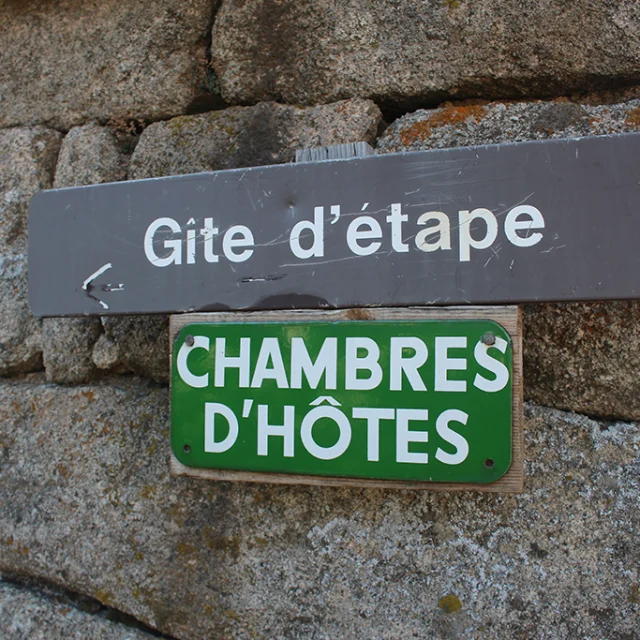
439, 593, 462, 614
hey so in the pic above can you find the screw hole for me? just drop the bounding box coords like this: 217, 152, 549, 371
484, 458, 495, 468
183, 444, 192, 454
481, 332, 496, 346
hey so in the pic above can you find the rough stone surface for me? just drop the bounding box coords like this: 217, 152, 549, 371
92, 317, 169, 384
0, 0, 217, 130
1, 380, 638, 639
0, 127, 61, 251
377, 98, 640, 152
0, 254, 42, 376
53, 124, 129, 189
0, 127, 61, 376
130, 98, 382, 179
524, 302, 640, 419
0, 580, 156, 640
211, 0, 640, 107
379, 98, 640, 420
42, 318, 102, 385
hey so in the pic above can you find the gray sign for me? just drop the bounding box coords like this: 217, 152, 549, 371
29, 133, 640, 316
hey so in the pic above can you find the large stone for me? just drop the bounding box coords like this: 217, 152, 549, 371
377, 98, 640, 152
0, 127, 61, 251
524, 302, 640, 419
54, 124, 129, 189
0, 380, 638, 639
0, 127, 61, 376
0, 253, 42, 376
378, 98, 640, 420
129, 98, 382, 179
0, 0, 217, 130
0, 580, 156, 640
211, 0, 640, 107
42, 318, 102, 385
92, 317, 169, 384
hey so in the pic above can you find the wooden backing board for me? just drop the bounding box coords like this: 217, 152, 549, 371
169, 306, 524, 493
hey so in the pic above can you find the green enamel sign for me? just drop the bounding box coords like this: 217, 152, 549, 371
171, 320, 513, 484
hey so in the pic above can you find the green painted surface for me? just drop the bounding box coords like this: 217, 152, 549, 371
171, 320, 512, 483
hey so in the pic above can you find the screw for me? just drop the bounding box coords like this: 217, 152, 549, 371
183, 444, 192, 454
185, 335, 194, 346
481, 332, 496, 346
484, 458, 495, 468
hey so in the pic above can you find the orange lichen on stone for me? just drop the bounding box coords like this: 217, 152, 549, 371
56, 464, 72, 479
335, 101, 352, 115
399, 104, 487, 146
624, 107, 640, 129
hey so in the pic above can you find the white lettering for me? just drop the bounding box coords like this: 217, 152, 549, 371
290, 206, 324, 259
223, 225, 254, 262
435, 409, 469, 465
386, 203, 408, 253
435, 336, 467, 392
186, 228, 196, 264
144, 217, 182, 267
290, 337, 337, 389
352, 407, 395, 462
390, 337, 428, 391
204, 402, 238, 453
396, 409, 429, 464
474, 336, 510, 392
176, 335, 210, 388
346, 216, 382, 256
415, 211, 452, 253
345, 337, 383, 390
504, 205, 545, 247
458, 208, 498, 262
257, 405, 295, 456
251, 338, 289, 388
301, 406, 351, 460
200, 218, 219, 263
215, 337, 251, 387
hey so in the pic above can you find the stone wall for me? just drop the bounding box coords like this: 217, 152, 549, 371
1, 1, 639, 638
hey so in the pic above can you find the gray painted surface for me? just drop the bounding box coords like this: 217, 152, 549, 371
29, 133, 640, 316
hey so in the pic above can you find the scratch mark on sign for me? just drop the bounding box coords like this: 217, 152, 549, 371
240, 274, 286, 283
82, 263, 112, 290
280, 254, 366, 269
545, 148, 555, 171
540, 244, 567, 254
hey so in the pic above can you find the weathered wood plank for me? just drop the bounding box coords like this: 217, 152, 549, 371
295, 141, 376, 162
